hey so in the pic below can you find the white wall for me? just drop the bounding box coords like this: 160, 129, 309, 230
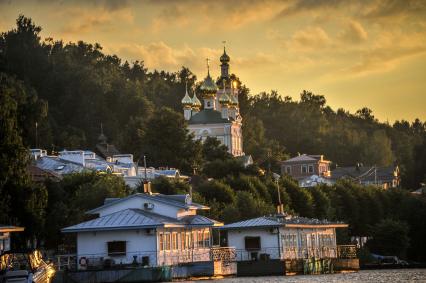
77, 229, 157, 268
227, 228, 280, 261
97, 196, 182, 219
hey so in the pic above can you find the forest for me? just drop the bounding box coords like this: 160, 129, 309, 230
1, 16, 426, 261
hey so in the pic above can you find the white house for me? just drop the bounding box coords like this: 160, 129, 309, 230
62, 193, 223, 269
220, 214, 348, 261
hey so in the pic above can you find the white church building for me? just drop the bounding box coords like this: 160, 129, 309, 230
181, 48, 244, 157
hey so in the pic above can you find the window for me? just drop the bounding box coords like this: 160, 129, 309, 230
282, 234, 297, 248
172, 233, 178, 250
185, 232, 192, 249
107, 241, 126, 256
308, 165, 314, 173
159, 233, 164, 251
301, 165, 307, 173
198, 231, 203, 248
203, 231, 210, 248
285, 166, 291, 174
181, 232, 186, 250
245, 236, 261, 250
165, 233, 171, 251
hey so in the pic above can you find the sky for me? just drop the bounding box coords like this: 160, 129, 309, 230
0, 0, 425, 122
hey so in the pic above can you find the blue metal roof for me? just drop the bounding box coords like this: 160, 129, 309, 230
62, 209, 180, 233
62, 209, 221, 233
220, 215, 347, 230
179, 215, 223, 227
35, 156, 87, 175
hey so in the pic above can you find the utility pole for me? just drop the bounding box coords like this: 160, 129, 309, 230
35, 122, 38, 148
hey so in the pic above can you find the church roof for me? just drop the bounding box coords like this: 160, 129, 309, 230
188, 109, 231, 125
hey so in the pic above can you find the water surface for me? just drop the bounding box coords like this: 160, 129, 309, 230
182, 269, 426, 282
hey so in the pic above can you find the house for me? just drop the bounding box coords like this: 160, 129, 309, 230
220, 214, 347, 262
299, 175, 333, 188
281, 154, 331, 183
0, 225, 24, 254
329, 164, 400, 189
61, 193, 223, 269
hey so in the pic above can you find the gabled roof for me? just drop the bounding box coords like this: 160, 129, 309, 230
330, 166, 397, 182
220, 215, 347, 230
62, 209, 222, 233
35, 156, 87, 175
179, 215, 223, 227
0, 225, 25, 233
282, 154, 318, 163
62, 209, 181, 233
86, 193, 209, 215
188, 109, 231, 125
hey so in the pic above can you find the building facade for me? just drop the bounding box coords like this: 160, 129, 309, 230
182, 48, 243, 157
62, 193, 223, 268
220, 215, 347, 261
329, 165, 400, 189
281, 154, 331, 182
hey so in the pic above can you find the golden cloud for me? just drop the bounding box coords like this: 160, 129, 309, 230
338, 20, 368, 43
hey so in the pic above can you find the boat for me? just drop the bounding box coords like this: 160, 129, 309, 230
0, 250, 55, 283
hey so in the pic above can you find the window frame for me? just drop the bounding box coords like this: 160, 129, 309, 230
107, 241, 126, 257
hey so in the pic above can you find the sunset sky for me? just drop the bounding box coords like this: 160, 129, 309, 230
1, 0, 425, 122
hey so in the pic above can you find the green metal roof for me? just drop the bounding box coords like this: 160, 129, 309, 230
189, 109, 231, 125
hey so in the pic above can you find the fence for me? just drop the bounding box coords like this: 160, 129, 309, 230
234, 245, 354, 261
53, 247, 237, 271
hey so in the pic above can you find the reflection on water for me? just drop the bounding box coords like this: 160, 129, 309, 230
182, 269, 426, 283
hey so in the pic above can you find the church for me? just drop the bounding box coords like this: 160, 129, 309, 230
181, 47, 244, 157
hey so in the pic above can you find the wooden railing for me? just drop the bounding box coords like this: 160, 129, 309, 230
337, 245, 357, 259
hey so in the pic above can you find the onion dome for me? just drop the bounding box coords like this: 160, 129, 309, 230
220, 47, 230, 63
192, 93, 202, 108
219, 92, 231, 105
200, 72, 218, 97
229, 94, 239, 106
181, 85, 193, 107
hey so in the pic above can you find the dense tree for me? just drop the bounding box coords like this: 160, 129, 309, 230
0, 73, 47, 242
366, 219, 410, 258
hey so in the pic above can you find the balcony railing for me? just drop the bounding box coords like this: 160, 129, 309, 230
210, 247, 236, 262
337, 245, 357, 259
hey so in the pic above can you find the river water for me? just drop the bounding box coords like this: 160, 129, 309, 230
182, 269, 426, 282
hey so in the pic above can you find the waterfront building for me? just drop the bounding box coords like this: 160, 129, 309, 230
220, 214, 347, 261
0, 225, 24, 254
181, 48, 243, 157
62, 193, 223, 269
